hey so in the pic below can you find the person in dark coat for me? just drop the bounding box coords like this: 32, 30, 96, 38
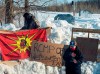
63, 40, 83, 74
21, 13, 40, 30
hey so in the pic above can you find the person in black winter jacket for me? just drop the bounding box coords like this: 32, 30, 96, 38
63, 40, 83, 74
21, 13, 40, 30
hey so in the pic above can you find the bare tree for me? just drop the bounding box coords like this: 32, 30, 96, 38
4, 0, 54, 24
25, 0, 29, 12
5, 0, 13, 24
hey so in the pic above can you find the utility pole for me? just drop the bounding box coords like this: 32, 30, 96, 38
71, 0, 76, 24
5, 0, 13, 24
72, 0, 76, 17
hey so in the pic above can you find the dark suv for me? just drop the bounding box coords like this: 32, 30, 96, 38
54, 14, 75, 24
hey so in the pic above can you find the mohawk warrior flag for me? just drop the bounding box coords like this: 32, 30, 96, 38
0, 29, 47, 61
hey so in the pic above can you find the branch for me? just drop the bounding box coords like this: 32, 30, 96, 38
41, 0, 53, 6
29, 0, 53, 7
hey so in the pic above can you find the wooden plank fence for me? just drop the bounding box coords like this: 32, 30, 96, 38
71, 28, 100, 62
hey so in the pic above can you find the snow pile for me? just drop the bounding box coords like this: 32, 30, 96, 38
81, 61, 100, 74
41, 18, 100, 45
0, 60, 100, 74
0, 23, 20, 31
0, 60, 59, 74
45, 20, 72, 44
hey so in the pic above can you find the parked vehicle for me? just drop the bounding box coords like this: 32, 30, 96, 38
54, 14, 75, 24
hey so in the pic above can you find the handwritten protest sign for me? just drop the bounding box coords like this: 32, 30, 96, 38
30, 40, 67, 67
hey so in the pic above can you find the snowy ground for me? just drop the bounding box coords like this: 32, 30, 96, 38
0, 11, 100, 74
0, 59, 100, 74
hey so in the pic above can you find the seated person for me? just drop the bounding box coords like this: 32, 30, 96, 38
21, 13, 40, 30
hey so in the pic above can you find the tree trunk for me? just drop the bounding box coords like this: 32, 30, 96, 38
25, 0, 29, 12
5, 0, 13, 24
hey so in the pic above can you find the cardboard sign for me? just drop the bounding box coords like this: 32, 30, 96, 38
30, 41, 67, 67
76, 37, 99, 62
0, 61, 19, 66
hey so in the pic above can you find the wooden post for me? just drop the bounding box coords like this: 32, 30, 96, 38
88, 32, 89, 38
71, 28, 73, 40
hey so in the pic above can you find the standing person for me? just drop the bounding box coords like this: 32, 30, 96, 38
63, 40, 83, 74
21, 12, 40, 30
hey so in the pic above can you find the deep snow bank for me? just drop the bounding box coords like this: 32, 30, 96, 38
0, 59, 100, 74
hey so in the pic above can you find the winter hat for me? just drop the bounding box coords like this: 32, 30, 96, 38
23, 13, 33, 19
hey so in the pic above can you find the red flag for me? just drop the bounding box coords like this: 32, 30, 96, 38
0, 29, 47, 61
